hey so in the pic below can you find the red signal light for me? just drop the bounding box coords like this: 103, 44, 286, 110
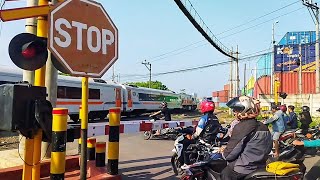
22, 46, 36, 59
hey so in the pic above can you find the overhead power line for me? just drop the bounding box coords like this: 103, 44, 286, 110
123, 49, 273, 81
145, 1, 303, 63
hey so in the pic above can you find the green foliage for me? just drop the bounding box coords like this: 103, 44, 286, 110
127, 81, 170, 90
58, 72, 71, 76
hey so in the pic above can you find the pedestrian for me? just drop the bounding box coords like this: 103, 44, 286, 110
287, 105, 298, 129
263, 105, 286, 158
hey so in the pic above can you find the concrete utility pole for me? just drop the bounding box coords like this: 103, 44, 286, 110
41, 0, 59, 159
23, 0, 38, 84
142, 60, 152, 88
302, 0, 319, 92
299, 44, 303, 94
271, 20, 279, 95
229, 49, 233, 115
20, 0, 38, 158
235, 45, 240, 96
229, 48, 234, 100
244, 63, 246, 95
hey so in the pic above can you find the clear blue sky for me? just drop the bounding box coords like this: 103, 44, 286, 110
0, 0, 316, 97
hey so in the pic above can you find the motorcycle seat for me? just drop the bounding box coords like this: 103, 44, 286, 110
245, 169, 302, 179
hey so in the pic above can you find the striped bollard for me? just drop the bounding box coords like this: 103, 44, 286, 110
87, 138, 96, 160
50, 108, 68, 179
78, 105, 82, 154
96, 142, 106, 167
107, 108, 120, 175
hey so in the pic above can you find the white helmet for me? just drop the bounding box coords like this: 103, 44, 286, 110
226, 95, 260, 120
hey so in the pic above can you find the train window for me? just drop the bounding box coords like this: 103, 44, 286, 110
57, 86, 67, 98
89, 89, 100, 99
138, 93, 165, 101
0, 81, 13, 85
66, 87, 82, 99
57, 86, 100, 99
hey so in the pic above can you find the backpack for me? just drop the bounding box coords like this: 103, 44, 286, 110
199, 115, 221, 143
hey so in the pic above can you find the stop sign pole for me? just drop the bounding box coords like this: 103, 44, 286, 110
48, 0, 119, 179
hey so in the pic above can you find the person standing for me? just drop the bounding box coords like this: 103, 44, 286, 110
263, 105, 286, 158
287, 105, 298, 129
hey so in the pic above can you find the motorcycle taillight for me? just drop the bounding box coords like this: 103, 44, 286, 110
292, 174, 301, 180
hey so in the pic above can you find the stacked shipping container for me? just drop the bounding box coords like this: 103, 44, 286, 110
253, 72, 315, 97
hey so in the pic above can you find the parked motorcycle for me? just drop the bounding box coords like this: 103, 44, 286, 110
171, 125, 230, 176
180, 145, 306, 180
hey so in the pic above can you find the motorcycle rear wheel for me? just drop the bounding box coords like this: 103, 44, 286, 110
143, 131, 153, 140
171, 152, 183, 175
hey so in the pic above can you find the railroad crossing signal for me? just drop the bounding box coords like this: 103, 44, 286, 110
8, 33, 48, 71
48, 0, 119, 78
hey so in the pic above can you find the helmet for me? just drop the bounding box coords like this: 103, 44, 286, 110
161, 102, 167, 108
226, 95, 260, 120
302, 106, 310, 112
280, 105, 287, 112
199, 99, 215, 113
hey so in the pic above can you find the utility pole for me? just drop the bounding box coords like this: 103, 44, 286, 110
229, 48, 233, 100
299, 44, 303, 94
235, 45, 240, 96
244, 63, 246, 95
142, 60, 151, 88
271, 20, 279, 95
20, 0, 38, 174
44, 0, 59, 158
23, 0, 37, 85
302, 0, 319, 92
112, 65, 115, 81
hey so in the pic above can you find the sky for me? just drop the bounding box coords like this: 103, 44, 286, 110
0, 0, 317, 97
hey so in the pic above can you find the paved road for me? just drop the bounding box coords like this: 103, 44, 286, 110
67, 133, 320, 180
1, 133, 320, 179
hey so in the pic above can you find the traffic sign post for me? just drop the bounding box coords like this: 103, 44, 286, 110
48, 0, 118, 78
2, 0, 118, 178
48, 0, 118, 179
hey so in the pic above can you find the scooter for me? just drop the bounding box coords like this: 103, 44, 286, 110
171, 126, 230, 176
180, 145, 306, 180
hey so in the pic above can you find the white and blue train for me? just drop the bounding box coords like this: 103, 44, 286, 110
0, 67, 198, 122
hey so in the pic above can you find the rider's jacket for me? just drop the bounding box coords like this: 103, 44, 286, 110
222, 119, 272, 175
193, 113, 221, 144
264, 110, 286, 133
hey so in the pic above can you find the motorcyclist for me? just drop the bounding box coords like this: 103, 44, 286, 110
149, 101, 171, 121
181, 99, 222, 168
219, 95, 272, 180
150, 102, 171, 135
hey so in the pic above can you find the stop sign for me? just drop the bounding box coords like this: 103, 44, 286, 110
48, 0, 118, 78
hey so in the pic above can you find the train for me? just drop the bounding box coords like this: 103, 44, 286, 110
0, 67, 198, 122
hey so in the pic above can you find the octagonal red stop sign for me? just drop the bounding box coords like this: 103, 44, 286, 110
48, 0, 118, 78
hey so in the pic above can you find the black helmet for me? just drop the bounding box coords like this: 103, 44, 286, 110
302, 106, 310, 112
161, 101, 167, 107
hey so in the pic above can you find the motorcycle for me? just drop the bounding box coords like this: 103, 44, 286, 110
171, 125, 230, 176
143, 113, 191, 140
180, 145, 306, 180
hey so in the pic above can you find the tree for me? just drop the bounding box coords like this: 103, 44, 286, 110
127, 81, 170, 90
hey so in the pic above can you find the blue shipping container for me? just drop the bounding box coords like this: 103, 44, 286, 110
274, 43, 315, 72
256, 53, 271, 78
278, 31, 316, 45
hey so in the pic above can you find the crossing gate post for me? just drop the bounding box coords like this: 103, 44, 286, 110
50, 108, 68, 179
95, 142, 106, 167
107, 108, 120, 175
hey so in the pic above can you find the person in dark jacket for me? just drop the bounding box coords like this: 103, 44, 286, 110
287, 105, 298, 129
300, 106, 312, 135
219, 96, 273, 180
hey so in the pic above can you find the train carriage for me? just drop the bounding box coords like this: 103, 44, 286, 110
0, 67, 197, 122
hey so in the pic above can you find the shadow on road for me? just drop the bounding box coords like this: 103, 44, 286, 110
120, 156, 179, 180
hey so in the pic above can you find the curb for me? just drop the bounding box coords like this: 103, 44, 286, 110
0, 155, 79, 180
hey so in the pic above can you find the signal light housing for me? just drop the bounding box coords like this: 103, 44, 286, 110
8, 33, 48, 71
